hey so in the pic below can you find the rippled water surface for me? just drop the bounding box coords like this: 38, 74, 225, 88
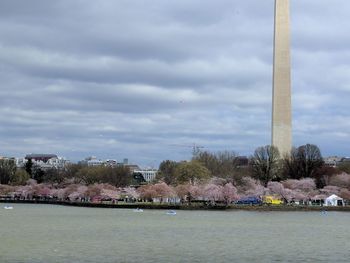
1, 204, 350, 262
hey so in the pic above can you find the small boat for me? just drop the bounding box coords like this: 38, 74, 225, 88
133, 208, 144, 213
166, 210, 176, 215
4, 206, 13, 210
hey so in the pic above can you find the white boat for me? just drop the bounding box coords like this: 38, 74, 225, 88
166, 210, 176, 215
4, 206, 13, 210
133, 208, 144, 213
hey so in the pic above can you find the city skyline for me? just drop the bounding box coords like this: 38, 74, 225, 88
1, 0, 350, 166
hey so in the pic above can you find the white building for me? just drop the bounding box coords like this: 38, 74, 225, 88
16, 155, 69, 169
324, 156, 343, 168
81, 156, 104, 166
133, 169, 158, 182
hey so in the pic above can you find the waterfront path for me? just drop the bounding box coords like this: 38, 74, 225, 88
1, 199, 350, 211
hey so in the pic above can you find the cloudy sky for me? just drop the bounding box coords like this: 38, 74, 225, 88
0, 0, 349, 166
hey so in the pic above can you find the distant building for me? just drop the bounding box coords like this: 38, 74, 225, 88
25, 154, 58, 162
18, 154, 69, 169
133, 169, 157, 182
324, 156, 343, 168
80, 156, 104, 166
0, 156, 15, 161
323, 156, 350, 168
79, 157, 141, 170
15, 157, 26, 168
105, 159, 117, 167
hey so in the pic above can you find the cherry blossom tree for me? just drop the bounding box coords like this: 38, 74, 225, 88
175, 184, 191, 202
101, 188, 120, 200
0, 184, 14, 194
203, 183, 223, 202
34, 184, 52, 197
188, 184, 204, 200
175, 183, 204, 203
339, 188, 350, 200
68, 185, 88, 201
329, 173, 350, 188
222, 183, 239, 204
238, 177, 267, 198
320, 185, 341, 196
26, 179, 37, 186
282, 189, 305, 202
151, 182, 175, 203
86, 184, 103, 201
56, 188, 67, 200
267, 182, 286, 197
282, 178, 316, 192
123, 187, 140, 200
138, 185, 158, 201
15, 181, 43, 199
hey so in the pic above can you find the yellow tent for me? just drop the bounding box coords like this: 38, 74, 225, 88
263, 195, 283, 205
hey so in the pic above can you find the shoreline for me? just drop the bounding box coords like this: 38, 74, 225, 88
2, 199, 350, 212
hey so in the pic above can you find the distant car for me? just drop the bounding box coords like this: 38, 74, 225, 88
236, 197, 262, 205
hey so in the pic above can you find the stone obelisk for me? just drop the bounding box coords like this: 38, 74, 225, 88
272, 0, 292, 156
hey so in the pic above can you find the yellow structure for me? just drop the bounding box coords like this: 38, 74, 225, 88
263, 195, 283, 205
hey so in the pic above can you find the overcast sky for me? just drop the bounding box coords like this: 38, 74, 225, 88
0, 0, 349, 166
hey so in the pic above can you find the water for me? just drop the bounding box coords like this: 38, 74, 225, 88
1, 204, 350, 262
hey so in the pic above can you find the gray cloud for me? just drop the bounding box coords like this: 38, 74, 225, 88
0, 0, 349, 165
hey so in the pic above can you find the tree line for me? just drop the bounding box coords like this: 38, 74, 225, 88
157, 144, 348, 189
1, 143, 349, 190
0, 159, 133, 187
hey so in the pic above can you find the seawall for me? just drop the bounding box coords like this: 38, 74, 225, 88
2, 199, 350, 211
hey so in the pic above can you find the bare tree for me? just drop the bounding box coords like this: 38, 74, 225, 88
0, 159, 17, 184
194, 150, 245, 180
298, 144, 324, 178
282, 144, 324, 181
250, 145, 281, 187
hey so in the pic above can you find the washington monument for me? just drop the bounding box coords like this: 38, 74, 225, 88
272, 0, 292, 155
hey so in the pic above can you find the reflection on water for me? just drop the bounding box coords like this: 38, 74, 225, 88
1, 204, 350, 263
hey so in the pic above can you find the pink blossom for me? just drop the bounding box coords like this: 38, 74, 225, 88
320, 185, 341, 196
152, 182, 175, 198
101, 189, 120, 200
26, 179, 37, 186
329, 173, 350, 188
123, 187, 140, 199
138, 185, 158, 200
85, 184, 103, 199
175, 184, 190, 199
203, 184, 223, 201
267, 182, 285, 196
0, 184, 15, 195
339, 188, 350, 200
68, 185, 88, 201
239, 177, 267, 197
35, 184, 52, 196
222, 183, 239, 203
188, 184, 204, 199
282, 178, 316, 191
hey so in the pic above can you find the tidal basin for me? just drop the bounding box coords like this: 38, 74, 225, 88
1, 204, 350, 263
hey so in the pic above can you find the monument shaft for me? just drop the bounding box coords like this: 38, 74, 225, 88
272, 0, 292, 155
